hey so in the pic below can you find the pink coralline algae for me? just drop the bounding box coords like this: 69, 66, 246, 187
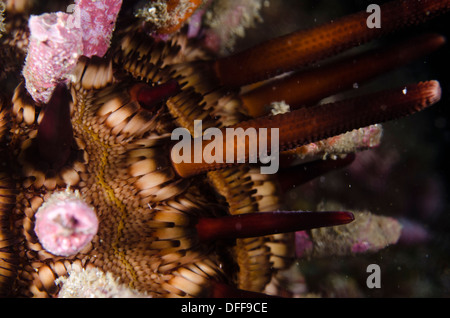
34, 190, 99, 257
22, 12, 83, 104
202, 0, 268, 54
76, 0, 123, 58
22, 0, 122, 103
293, 124, 382, 162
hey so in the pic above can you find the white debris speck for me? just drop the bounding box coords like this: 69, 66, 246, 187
57, 266, 150, 298
270, 100, 290, 115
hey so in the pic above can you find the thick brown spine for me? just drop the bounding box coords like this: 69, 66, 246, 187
240, 34, 446, 117
215, 0, 450, 88
172, 81, 441, 178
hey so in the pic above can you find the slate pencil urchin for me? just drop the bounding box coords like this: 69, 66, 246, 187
0, 0, 449, 298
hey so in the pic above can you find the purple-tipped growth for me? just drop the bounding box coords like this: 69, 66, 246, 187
130, 80, 181, 112
37, 83, 73, 170
196, 211, 354, 242
34, 190, 98, 257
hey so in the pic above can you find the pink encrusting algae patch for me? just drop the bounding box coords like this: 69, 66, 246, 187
22, 12, 83, 104
34, 190, 99, 257
22, 0, 122, 103
76, 0, 123, 57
